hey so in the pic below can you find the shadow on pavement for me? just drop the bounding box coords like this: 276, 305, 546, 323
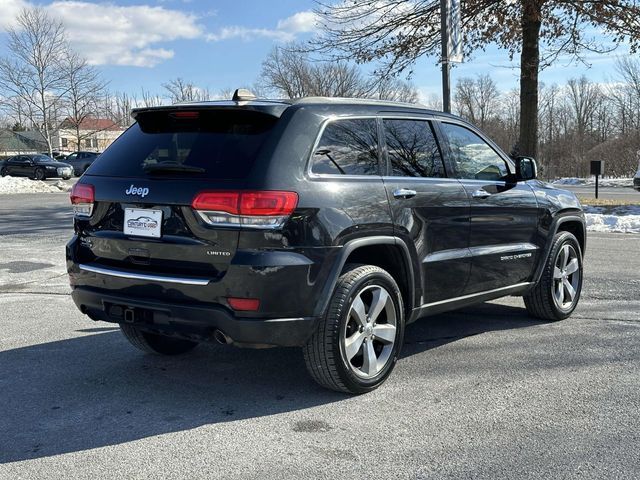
0, 203, 73, 236
0, 302, 544, 463
402, 302, 546, 355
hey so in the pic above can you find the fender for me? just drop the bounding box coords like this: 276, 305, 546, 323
313, 236, 416, 318
530, 213, 586, 287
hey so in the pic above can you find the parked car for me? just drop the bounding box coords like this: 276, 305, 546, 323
1, 154, 73, 180
40, 151, 68, 161
64, 151, 100, 176
67, 92, 586, 394
634, 161, 640, 191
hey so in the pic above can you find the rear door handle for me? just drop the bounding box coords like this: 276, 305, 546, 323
393, 188, 417, 199
471, 189, 491, 199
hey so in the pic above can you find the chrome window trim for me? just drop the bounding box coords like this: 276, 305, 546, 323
380, 116, 448, 179
306, 113, 445, 180
79, 264, 210, 286
433, 118, 516, 176
307, 115, 383, 179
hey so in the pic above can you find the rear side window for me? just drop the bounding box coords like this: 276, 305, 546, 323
87, 110, 278, 179
311, 119, 380, 175
383, 119, 445, 177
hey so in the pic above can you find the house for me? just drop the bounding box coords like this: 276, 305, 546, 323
0, 129, 48, 157
53, 117, 125, 153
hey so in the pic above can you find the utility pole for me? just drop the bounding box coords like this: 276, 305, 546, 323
440, 0, 451, 113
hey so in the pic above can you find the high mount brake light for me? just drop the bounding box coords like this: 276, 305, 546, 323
70, 183, 95, 218
170, 111, 199, 119
191, 190, 298, 229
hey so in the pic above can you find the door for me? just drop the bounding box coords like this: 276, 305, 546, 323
381, 117, 470, 304
66, 153, 78, 171
11, 156, 31, 177
437, 121, 540, 294
3, 157, 19, 175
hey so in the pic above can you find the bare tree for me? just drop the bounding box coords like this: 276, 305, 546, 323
0, 8, 68, 156
140, 88, 164, 108
454, 74, 500, 129
260, 45, 418, 101
162, 78, 210, 103
310, 0, 640, 158
103, 91, 136, 128
375, 77, 419, 103
61, 51, 108, 150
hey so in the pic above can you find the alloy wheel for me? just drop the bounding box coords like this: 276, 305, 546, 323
552, 244, 581, 311
342, 284, 397, 379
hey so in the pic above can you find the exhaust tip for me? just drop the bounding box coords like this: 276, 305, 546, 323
213, 329, 232, 345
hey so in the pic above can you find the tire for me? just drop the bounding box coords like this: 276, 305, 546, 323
120, 324, 198, 355
62, 176, 71, 180
33, 168, 45, 181
0, 167, 7, 177
524, 231, 583, 321
303, 264, 405, 394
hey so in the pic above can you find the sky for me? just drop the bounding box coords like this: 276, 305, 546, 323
0, 0, 634, 103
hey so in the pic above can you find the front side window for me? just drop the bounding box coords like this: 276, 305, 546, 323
311, 118, 379, 175
383, 119, 445, 177
440, 123, 509, 181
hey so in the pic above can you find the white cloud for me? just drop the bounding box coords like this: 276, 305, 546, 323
2, 1, 203, 67
45, 1, 202, 67
207, 26, 292, 43
207, 10, 318, 43
276, 11, 317, 34
0, 0, 28, 29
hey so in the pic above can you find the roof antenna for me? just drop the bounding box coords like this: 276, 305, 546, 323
232, 89, 257, 101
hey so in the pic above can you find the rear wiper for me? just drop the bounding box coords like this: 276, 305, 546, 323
143, 162, 205, 174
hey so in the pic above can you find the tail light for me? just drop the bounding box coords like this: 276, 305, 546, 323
70, 183, 95, 217
192, 190, 298, 229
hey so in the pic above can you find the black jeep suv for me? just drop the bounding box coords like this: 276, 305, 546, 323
67, 93, 586, 394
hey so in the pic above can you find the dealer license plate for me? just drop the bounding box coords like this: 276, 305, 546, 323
123, 208, 162, 238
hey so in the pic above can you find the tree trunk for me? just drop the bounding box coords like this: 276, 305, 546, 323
518, 0, 541, 158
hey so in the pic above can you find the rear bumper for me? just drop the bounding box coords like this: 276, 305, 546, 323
71, 287, 319, 347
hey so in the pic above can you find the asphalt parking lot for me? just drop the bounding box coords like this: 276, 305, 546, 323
1, 193, 639, 479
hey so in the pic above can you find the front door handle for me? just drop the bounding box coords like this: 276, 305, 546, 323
471, 189, 491, 199
393, 188, 417, 199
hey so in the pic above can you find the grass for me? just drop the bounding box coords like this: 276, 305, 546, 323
578, 197, 640, 207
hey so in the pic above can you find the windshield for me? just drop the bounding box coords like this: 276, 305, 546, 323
33, 155, 53, 163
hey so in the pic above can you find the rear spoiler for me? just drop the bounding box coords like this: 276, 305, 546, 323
131, 101, 291, 120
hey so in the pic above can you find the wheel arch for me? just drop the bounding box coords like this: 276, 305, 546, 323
531, 214, 586, 286
313, 236, 417, 318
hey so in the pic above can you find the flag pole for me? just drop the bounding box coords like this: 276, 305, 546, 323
440, 0, 451, 113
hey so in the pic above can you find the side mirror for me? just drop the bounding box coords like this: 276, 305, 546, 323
515, 156, 537, 181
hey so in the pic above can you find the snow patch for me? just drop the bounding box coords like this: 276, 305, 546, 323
584, 206, 640, 234
552, 177, 634, 188
586, 214, 640, 234
0, 176, 73, 194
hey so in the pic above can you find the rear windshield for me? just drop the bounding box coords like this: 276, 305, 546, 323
87, 109, 278, 179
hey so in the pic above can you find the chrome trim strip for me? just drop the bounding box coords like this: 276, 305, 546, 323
79, 264, 210, 286
420, 282, 534, 308
468, 243, 539, 257
423, 243, 538, 264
